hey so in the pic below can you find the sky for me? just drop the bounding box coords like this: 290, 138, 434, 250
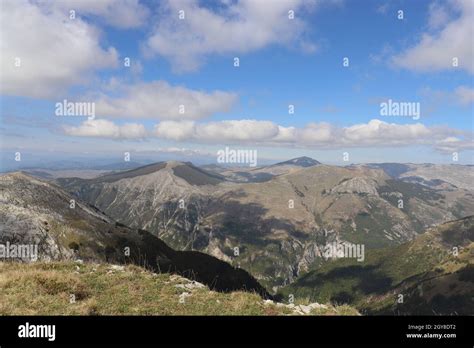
0, 0, 473, 169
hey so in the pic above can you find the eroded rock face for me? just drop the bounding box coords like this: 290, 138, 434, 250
330, 177, 380, 196
1, 173, 81, 261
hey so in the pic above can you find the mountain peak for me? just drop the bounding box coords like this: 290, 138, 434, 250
275, 156, 321, 167
58, 160, 225, 187
165, 160, 186, 168
2, 171, 48, 185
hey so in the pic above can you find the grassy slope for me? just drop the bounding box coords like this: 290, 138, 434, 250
0, 261, 358, 316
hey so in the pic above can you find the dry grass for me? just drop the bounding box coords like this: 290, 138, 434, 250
0, 261, 358, 316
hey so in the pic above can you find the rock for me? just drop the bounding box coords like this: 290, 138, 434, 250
178, 292, 191, 303
109, 265, 125, 271
175, 279, 205, 290
330, 177, 379, 195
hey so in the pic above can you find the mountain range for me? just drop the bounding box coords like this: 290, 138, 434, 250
1, 157, 472, 314
55, 158, 473, 290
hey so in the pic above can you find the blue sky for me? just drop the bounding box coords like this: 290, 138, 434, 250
1, 0, 473, 169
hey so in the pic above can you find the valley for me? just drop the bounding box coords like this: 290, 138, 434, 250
1, 157, 472, 315
55, 158, 474, 291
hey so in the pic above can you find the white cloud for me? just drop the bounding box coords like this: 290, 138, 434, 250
144, 0, 318, 72
273, 125, 297, 142
93, 81, 238, 120
197, 120, 280, 142
343, 120, 431, 144
65, 118, 473, 152
154, 120, 279, 142
435, 136, 474, 152
153, 120, 196, 141
392, 0, 474, 74
63, 119, 147, 138
0, 0, 118, 98
40, 0, 150, 29
299, 122, 335, 143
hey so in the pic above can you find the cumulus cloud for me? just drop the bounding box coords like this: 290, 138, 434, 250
63, 119, 147, 138
435, 136, 474, 153
392, 0, 474, 74
153, 118, 473, 152
197, 120, 280, 142
64, 118, 474, 152
153, 120, 196, 141
343, 120, 431, 145
0, 0, 119, 98
144, 0, 318, 72
93, 81, 238, 120
154, 120, 279, 141
298, 122, 335, 144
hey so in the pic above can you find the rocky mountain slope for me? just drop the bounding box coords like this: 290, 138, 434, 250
57, 160, 474, 290
279, 216, 474, 315
0, 172, 270, 297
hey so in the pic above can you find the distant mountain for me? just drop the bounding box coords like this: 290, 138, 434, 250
57, 160, 474, 289
364, 163, 412, 178
92, 161, 145, 171
2, 159, 147, 172
63, 161, 225, 186
274, 156, 321, 168
279, 216, 474, 315
20, 168, 111, 180
365, 163, 473, 190
0, 172, 270, 297
213, 156, 321, 182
